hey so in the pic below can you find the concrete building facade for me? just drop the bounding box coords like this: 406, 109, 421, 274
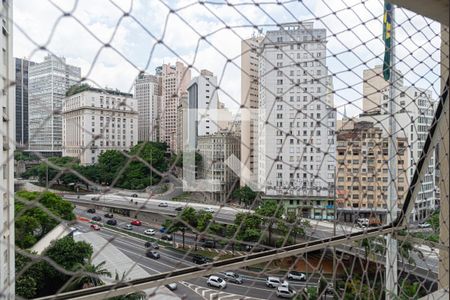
160, 62, 191, 152
15, 58, 35, 148
62, 87, 138, 165
257, 23, 336, 204
240, 36, 263, 187
0, 0, 15, 297
197, 132, 241, 202
360, 84, 438, 221
28, 55, 81, 155
135, 73, 161, 142
336, 120, 408, 222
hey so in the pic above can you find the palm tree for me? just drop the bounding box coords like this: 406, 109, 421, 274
71, 259, 112, 289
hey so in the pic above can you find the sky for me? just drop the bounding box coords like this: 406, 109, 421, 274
13, 0, 442, 119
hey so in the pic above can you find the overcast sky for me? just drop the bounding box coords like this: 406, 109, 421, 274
13, 0, 441, 119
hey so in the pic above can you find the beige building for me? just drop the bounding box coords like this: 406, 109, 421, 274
62, 87, 138, 165
240, 35, 263, 187
176, 92, 188, 153
160, 62, 191, 152
336, 120, 408, 222
197, 132, 241, 202
135, 73, 161, 142
0, 0, 15, 297
362, 65, 403, 113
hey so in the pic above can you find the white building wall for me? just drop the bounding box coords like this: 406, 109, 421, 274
258, 22, 336, 197
28, 55, 81, 153
0, 0, 15, 297
62, 89, 138, 165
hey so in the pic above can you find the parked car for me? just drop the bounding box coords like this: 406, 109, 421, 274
90, 224, 100, 231
159, 226, 166, 233
202, 240, 215, 248
104, 213, 114, 218
276, 286, 296, 299
91, 197, 100, 201
87, 208, 96, 213
165, 283, 177, 291
106, 219, 117, 226
418, 222, 431, 228
144, 242, 159, 249
146, 250, 160, 259
207, 276, 226, 289
192, 254, 209, 264
266, 276, 282, 288
161, 234, 173, 241
124, 224, 133, 230
144, 229, 156, 235
131, 193, 138, 197
92, 216, 102, 222
131, 220, 142, 226
287, 271, 306, 281
175, 206, 183, 211
158, 202, 169, 207
224, 272, 243, 284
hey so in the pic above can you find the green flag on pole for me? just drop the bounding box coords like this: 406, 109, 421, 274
383, 2, 393, 80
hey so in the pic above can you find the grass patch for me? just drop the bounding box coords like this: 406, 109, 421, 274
103, 224, 172, 246
172, 192, 191, 201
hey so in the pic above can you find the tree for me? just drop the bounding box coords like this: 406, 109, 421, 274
255, 200, 284, 246
398, 240, 424, 266
234, 212, 262, 242
232, 185, 257, 207
70, 260, 112, 289
195, 210, 213, 250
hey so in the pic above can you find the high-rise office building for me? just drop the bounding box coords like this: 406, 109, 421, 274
360, 84, 438, 221
187, 69, 220, 143
257, 23, 336, 214
15, 58, 35, 148
62, 86, 138, 165
0, 0, 15, 297
160, 62, 191, 152
135, 73, 161, 142
28, 55, 81, 155
240, 35, 263, 187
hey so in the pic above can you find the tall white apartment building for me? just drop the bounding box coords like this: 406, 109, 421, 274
360, 85, 438, 221
28, 55, 81, 155
135, 73, 161, 142
160, 62, 191, 151
0, 1, 15, 297
187, 69, 219, 142
240, 35, 263, 187
62, 86, 138, 165
257, 22, 336, 198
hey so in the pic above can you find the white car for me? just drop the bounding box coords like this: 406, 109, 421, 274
144, 229, 156, 235
207, 275, 227, 289
165, 283, 177, 291
276, 286, 297, 299
287, 271, 306, 281
158, 202, 169, 207
204, 207, 215, 213
124, 224, 133, 230
266, 276, 282, 288
418, 222, 431, 228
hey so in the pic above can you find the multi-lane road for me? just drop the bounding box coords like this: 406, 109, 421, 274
74, 218, 316, 300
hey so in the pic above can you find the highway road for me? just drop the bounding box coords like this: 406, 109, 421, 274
73, 220, 317, 300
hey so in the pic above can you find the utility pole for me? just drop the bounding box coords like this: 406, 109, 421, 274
385, 3, 398, 299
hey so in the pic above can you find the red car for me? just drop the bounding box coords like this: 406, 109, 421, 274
90, 224, 100, 231
131, 220, 142, 226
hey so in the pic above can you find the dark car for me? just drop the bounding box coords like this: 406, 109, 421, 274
192, 254, 209, 264
104, 213, 114, 218
161, 234, 173, 241
92, 216, 102, 221
106, 219, 117, 226
175, 206, 183, 211
145, 241, 159, 249
131, 193, 138, 197
87, 208, 96, 213
202, 240, 215, 248
146, 250, 160, 259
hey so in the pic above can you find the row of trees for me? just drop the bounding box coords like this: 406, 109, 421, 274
21, 142, 170, 190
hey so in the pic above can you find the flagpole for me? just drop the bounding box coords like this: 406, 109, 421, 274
385, 2, 398, 299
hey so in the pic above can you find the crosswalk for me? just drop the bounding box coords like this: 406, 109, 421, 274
182, 282, 265, 300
